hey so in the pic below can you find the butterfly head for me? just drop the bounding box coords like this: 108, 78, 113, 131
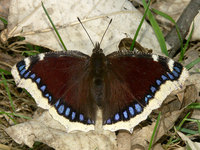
92, 43, 103, 54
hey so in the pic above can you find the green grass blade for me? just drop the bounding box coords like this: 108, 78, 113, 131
179, 127, 198, 135
197, 120, 200, 135
0, 111, 17, 124
187, 103, 200, 109
0, 68, 11, 75
148, 112, 161, 150
166, 112, 191, 147
0, 17, 8, 25
185, 58, 200, 70
130, 0, 151, 51
1, 73, 15, 112
179, 23, 194, 61
152, 8, 183, 50
177, 112, 190, 131
142, 0, 168, 56
41, 2, 67, 51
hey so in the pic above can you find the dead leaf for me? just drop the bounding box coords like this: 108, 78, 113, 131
7, 0, 169, 56
187, 12, 200, 41
5, 111, 117, 150
177, 131, 200, 150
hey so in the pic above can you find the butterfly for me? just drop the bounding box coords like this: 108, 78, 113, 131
11, 39, 189, 133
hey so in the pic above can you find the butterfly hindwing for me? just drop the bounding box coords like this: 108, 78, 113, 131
12, 51, 96, 132
103, 51, 188, 131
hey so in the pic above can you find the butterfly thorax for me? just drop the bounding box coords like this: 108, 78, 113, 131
89, 43, 107, 107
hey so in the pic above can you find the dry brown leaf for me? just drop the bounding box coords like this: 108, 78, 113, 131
187, 12, 200, 41
182, 42, 200, 73
177, 131, 200, 150
5, 111, 117, 150
6, 0, 169, 56
186, 73, 200, 101
152, 0, 190, 30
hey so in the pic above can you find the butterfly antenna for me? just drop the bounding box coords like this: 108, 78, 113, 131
99, 19, 112, 45
77, 17, 95, 47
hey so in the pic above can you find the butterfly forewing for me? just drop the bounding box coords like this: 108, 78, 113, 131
12, 51, 96, 132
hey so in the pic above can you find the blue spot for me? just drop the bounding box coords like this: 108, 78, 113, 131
167, 72, 174, 80
40, 85, 46, 92
150, 86, 156, 93
172, 70, 179, 77
79, 114, 84, 121
129, 106, 134, 116
58, 104, 64, 114
135, 104, 142, 113
145, 97, 148, 103
145, 95, 152, 103
30, 73, 36, 79
54, 99, 60, 107
24, 71, 30, 78
18, 65, 25, 71
45, 93, 49, 97
114, 113, 120, 121
174, 66, 181, 73
20, 69, 26, 76
123, 110, 128, 119
87, 119, 91, 124
36, 78, 41, 84
156, 79, 162, 86
65, 107, 70, 116
106, 118, 111, 124
161, 75, 167, 81
48, 95, 52, 102
147, 95, 152, 99
71, 112, 76, 120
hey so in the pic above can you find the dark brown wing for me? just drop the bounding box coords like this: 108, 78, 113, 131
103, 51, 188, 131
12, 51, 96, 132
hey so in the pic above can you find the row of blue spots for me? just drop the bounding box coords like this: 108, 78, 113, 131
108, 103, 144, 123
45, 93, 52, 102
54, 99, 94, 124
145, 94, 152, 104
17, 62, 53, 106
17, 62, 27, 77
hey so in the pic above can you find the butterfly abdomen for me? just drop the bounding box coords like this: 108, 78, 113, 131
89, 46, 107, 107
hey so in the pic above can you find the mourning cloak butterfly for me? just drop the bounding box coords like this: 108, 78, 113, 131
11, 43, 189, 132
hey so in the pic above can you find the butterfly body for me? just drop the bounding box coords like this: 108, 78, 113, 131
89, 43, 107, 107
11, 43, 189, 132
